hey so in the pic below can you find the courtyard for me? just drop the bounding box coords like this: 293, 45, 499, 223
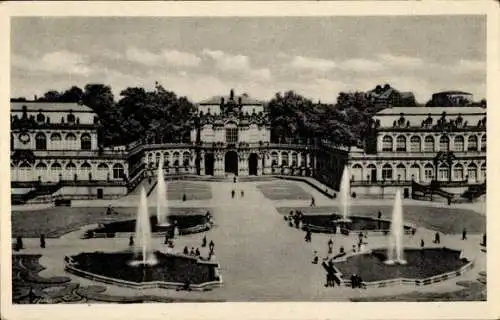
11, 179, 486, 303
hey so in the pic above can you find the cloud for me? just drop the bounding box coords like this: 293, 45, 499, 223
12, 50, 92, 76
340, 58, 383, 72
289, 55, 336, 71
125, 47, 201, 67
378, 54, 424, 69
456, 59, 486, 72
202, 49, 272, 81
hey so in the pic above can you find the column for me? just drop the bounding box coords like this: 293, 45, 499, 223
199, 150, 205, 175
257, 153, 263, 176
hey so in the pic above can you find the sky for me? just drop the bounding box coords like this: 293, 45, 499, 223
11, 16, 486, 104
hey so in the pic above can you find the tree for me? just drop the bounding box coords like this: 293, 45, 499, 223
60, 86, 84, 102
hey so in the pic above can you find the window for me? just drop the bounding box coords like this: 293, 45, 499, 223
183, 152, 190, 166
81, 162, 92, 171
155, 153, 161, 164
271, 152, 278, 166
148, 153, 153, 164
349, 164, 361, 181
453, 164, 464, 181
113, 163, 125, 179
50, 133, 62, 141
467, 136, 478, 151
98, 163, 108, 171
65, 133, 77, 141
410, 164, 420, 182
480, 163, 486, 181
226, 128, 238, 143
396, 164, 406, 181
453, 136, 464, 152
382, 135, 393, 152
173, 152, 180, 166
438, 165, 449, 181
80, 133, 92, 150
410, 136, 421, 152
481, 135, 486, 151
467, 164, 477, 182
382, 164, 393, 180
35, 133, 47, 150
292, 153, 298, 167
35, 163, 47, 170
439, 136, 450, 152
424, 136, 435, 152
396, 136, 406, 152
301, 153, 307, 167
281, 152, 289, 166
163, 152, 170, 163
66, 162, 77, 179
424, 164, 434, 182
51, 163, 62, 173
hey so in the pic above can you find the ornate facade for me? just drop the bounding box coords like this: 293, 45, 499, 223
347, 105, 487, 197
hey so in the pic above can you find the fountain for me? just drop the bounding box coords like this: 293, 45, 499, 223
130, 187, 157, 266
156, 158, 170, 227
337, 166, 352, 224
384, 189, 407, 265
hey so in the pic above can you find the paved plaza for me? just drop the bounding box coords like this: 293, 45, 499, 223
11, 179, 486, 302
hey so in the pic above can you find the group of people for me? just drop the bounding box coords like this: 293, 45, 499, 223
230, 189, 245, 199
13, 234, 46, 251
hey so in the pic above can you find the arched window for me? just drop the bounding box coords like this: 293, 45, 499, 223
439, 136, 450, 152
468, 136, 478, 151
301, 153, 307, 167
65, 133, 77, 141
155, 152, 161, 164
480, 163, 486, 181
382, 164, 393, 180
481, 135, 486, 151
50, 133, 62, 141
66, 162, 77, 171
98, 163, 109, 180
396, 164, 406, 181
19, 162, 32, 181
410, 136, 421, 152
424, 163, 434, 182
35, 162, 47, 170
81, 162, 92, 171
271, 152, 279, 166
453, 163, 464, 181
113, 163, 125, 179
163, 152, 170, 163
467, 163, 477, 182
281, 152, 289, 166
396, 136, 406, 152
410, 164, 420, 182
80, 133, 91, 150
424, 136, 435, 152
351, 164, 363, 181
51, 162, 62, 174
148, 153, 153, 164
67, 113, 75, 123
183, 152, 190, 167
382, 135, 393, 152
453, 136, 464, 152
438, 164, 449, 181
35, 133, 47, 150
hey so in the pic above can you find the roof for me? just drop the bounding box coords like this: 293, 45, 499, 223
198, 94, 264, 106
376, 106, 486, 116
11, 102, 94, 113
433, 91, 472, 96
374, 106, 486, 128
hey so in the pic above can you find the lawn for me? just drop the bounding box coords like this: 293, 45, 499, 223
11, 207, 212, 238
156, 181, 212, 201
276, 205, 485, 234
257, 182, 311, 200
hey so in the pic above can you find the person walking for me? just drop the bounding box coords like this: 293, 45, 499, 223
462, 228, 467, 240
129, 236, 134, 246
241, 190, 244, 198
231, 190, 235, 199
420, 239, 425, 248
202, 235, 207, 247
328, 238, 334, 255
434, 232, 440, 244
310, 197, 316, 208
40, 234, 46, 249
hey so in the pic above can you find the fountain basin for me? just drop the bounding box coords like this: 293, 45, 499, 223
84, 215, 210, 238
299, 214, 414, 234
65, 251, 222, 291
333, 247, 473, 287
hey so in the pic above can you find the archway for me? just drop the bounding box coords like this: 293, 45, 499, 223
248, 153, 258, 175
225, 151, 238, 175
205, 153, 214, 176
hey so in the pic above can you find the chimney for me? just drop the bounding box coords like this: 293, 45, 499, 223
34, 95, 37, 101
230, 89, 234, 101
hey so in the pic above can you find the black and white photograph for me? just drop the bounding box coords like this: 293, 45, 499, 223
1, 2, 499, 320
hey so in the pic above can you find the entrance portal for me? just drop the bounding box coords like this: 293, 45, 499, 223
248, 153, 258, 175
225, 151, 238, 175
205, 153, 214, 176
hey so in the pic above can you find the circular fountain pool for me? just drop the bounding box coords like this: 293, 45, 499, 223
333, 248, 473, 287
297, 213, 414, 234
65, 251, 222, 290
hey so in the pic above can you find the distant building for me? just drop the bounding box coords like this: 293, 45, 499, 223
365, 84, 416, 109
429, 91, 474, 107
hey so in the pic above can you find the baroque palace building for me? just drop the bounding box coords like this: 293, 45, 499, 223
10, 89, 486, 204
